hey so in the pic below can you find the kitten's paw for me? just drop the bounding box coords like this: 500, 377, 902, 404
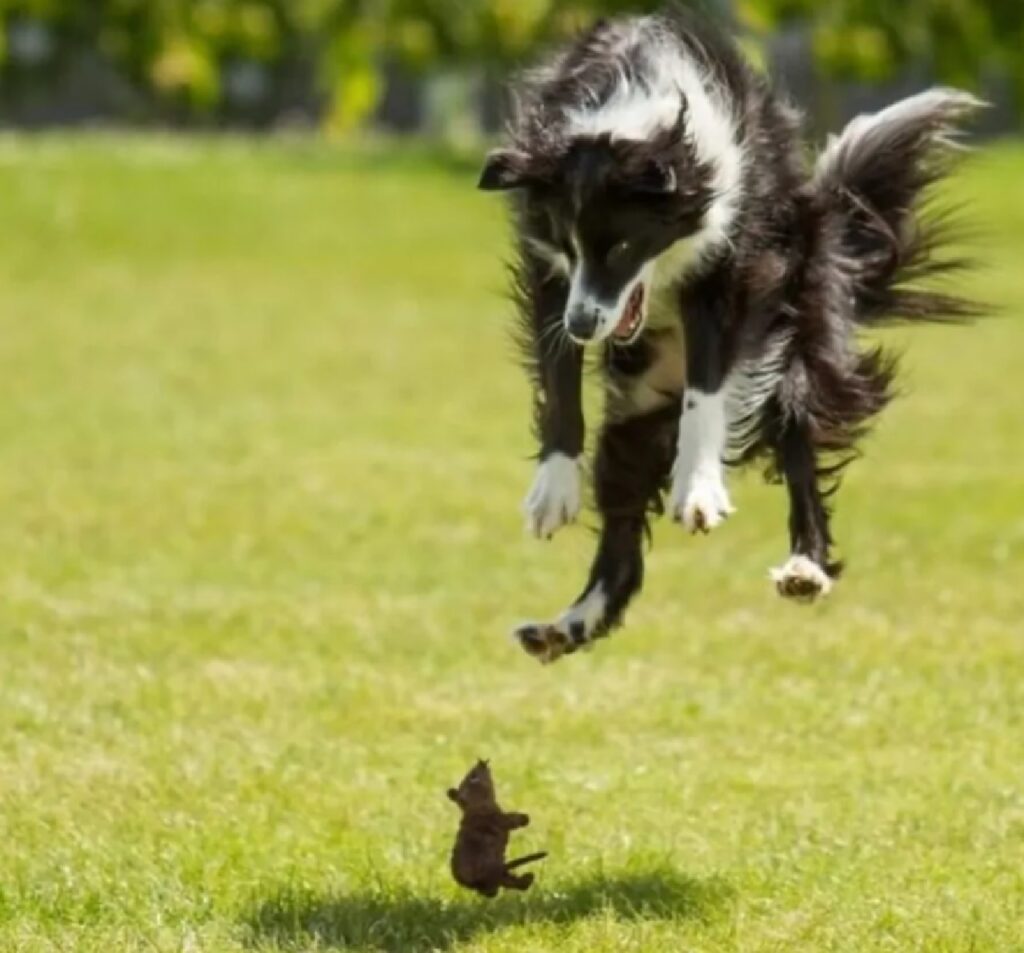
668, 467, 734, 533
770, 555, 833, 602
523, 453, 582, 539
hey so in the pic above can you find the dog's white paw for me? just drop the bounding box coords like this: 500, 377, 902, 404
512, 586, 607, 664
668, 467, 734, 534
523, 453, 582, 539
770, 555, 833, 602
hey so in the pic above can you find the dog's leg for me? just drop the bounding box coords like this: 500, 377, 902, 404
514, 402, 678, 663
770, 414, 838, 601
515, 256, 584, 539
668, 387, 735, 532
668, 268, 737, 533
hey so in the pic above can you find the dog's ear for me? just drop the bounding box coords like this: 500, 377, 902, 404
478, 149, 532, 191
632, 158, 678, 195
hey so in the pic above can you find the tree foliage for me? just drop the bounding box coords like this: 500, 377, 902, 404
0, 0, 1018, 125
739, 0, 1022, 97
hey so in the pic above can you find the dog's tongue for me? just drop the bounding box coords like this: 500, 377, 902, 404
615, 284, 644, 338
614, 303, 630, 336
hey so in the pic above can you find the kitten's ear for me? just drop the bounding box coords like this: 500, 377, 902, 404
478, 149, 532, 191
446, 788, 461, 803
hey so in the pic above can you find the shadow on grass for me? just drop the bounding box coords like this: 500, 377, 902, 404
243, 866, 733, 952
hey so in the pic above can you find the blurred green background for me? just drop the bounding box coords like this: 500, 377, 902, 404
0, 0, 1021, 134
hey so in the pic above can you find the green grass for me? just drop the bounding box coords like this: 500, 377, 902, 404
0, 135, 1023, 953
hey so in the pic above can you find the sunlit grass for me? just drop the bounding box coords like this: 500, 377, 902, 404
0, 136, 1022, 952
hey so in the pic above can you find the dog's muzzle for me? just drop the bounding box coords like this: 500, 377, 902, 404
565, 304, 600, 342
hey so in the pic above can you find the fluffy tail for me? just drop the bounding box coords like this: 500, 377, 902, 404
506, 851, 548, 870
813, 88, 986, 324
758, 90, 987, 515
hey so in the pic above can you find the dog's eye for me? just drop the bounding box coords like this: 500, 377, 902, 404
607, 240, 631, 265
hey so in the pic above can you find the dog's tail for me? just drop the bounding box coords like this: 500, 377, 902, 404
505, 851, 548, 871
812, 88, 986, 326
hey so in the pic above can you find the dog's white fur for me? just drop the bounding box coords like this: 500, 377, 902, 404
669, 388, 734, 531
815, 88, 983, 189
524, 452, 583, 538
770, 554, 833, 599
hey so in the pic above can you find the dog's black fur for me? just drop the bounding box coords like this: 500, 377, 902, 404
479, 8, 983, 663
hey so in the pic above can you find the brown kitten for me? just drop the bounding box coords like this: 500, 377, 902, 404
447, 760, 547, 898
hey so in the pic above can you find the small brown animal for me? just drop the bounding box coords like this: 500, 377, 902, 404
447, 759, 547, 898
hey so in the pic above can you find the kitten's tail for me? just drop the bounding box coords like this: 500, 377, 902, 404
812, 87, 987, 325
506, 851, 548, 870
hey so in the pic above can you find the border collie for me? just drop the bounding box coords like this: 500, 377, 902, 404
478, 8, 983, 664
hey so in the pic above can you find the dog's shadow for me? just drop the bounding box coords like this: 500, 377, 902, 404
243, 866, 733, 952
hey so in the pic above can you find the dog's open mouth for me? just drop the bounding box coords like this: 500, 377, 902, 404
613, 284, 645, 342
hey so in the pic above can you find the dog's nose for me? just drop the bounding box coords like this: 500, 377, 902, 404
566, 307, 599, 341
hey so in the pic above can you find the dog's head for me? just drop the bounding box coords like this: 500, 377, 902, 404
479, 106, 715, 345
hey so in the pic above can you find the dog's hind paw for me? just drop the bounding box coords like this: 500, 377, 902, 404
771, 555, 833, 602
512, 621, 578, 664
523, 453, 582, 539
512, 585, 607, 663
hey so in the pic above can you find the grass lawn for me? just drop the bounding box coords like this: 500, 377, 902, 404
0, 135, 1022, 953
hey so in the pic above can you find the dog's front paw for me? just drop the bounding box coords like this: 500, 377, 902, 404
770, 555, 833, 602
512, 586, 607, 664
523, 453, 582, 539
668, 467, 734, 533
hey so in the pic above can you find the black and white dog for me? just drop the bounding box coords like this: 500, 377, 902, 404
479, 9, 982, 663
